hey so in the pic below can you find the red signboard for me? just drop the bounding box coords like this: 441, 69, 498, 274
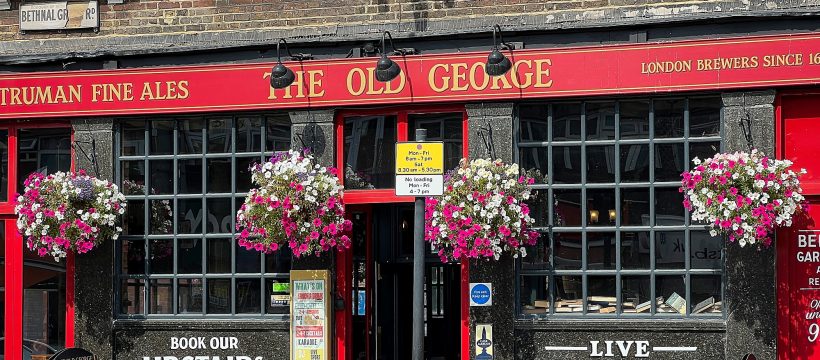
778, 93, 820, 359
3, 33, 820, 119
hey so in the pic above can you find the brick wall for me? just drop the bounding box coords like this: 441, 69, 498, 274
2, 0, 820, 62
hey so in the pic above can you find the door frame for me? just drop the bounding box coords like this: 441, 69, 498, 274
3, 121, 75, 360
334, 105, 470, 360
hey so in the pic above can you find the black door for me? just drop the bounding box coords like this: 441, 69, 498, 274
373, 205, 461, 360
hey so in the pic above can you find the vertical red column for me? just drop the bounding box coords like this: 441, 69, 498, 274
460, 109, 471, 360
65, 252, 75, 347
5, 129, 20, 360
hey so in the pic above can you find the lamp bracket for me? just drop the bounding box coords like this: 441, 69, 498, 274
380, 31, 417, 56
276, 38, 314, 62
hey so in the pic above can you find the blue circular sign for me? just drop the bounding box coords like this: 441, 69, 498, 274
471, 283, 491, 305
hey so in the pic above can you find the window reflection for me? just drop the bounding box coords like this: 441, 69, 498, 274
343, 116, 397, 189
408, 113, 463, 172
17, 128, 71, 192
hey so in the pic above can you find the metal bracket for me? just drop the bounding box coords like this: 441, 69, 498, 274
296, 122, 319, 154
740, 109, 755, 151
478, 118, 497, 159
72, 138, 101, 178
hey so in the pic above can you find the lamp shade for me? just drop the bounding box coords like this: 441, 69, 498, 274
270, 62, 296, 89
375, 54, 401, 82
485, 48, 512, 76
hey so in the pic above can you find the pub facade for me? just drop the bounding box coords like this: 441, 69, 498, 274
4, 2, 820, 360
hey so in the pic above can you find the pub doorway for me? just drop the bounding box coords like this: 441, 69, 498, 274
348, 204, 461, 360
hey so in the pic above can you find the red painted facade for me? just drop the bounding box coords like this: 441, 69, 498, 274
2, 33, 820, 119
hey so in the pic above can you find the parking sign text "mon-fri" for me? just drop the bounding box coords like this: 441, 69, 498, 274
395, 142, 444, 196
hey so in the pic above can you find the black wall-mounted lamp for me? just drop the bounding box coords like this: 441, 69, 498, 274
375, 31, 417, 83
270, 39, 314, 89
485, 24, 514, 76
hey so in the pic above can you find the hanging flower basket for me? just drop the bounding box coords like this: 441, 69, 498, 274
424, 158, 540, 262
236, 150, 352, 257
680, 149, 807, 248
16, 171, 126, 261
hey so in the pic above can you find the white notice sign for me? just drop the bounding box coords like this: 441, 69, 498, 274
396, 175, 443, 196
20, 1, 99, 31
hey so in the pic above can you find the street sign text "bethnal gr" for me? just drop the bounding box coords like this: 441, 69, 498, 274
19, 1, 99, 31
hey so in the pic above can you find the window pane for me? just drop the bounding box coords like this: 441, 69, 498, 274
207, 198, 233, 233
554, 233, 581, 270
149, 239, 174, 274
520, 276, 549, 316
553, 276, 582, 313
122, 239, 146, 274
525, 189, 549, 228
177, 199, 203, 234
236, 241, 261, 273
654, 99, 684, 138
655, 231, 685, 269
519, 147, 548, 180
207, 158, 232, 193
585, 102, 616, 140
587, 189, 615, 227
121, 160, 146, 195
150, 120, 174, 155
690, 141, 720, 165
236, 117, 263, 153
552, 146, 581, 183
23, 242, 67, 351
207, 279, 232, 314
121, 120, 146, 156
123, 200, 145, 235
521, 233, 549, 271
150, 199, 173, 235
17, 128, 71, 191
149, 279, 173, 314
519, 105, 549, 142
656, 275, 686, 314
620, 144, 649, 182
552, 103, 581, 141
179, 119, 205, 154
178, 239, 203, 274
621, 189, 650, 226
655, 187, 685, 225
266, 279, 290, 314
587, 146, 615, 183
689, 97, 722, 137
620, 101, 650, 139
587, 232, 615, 270
553, 190, 581, 227
236, 156, 258, 193
207, 238, 232, 273
409, 113, 463, 171
265, 247, 293, 274
178, 278, 203, 314
587, 277, 616, 313
621, 276, 650, 314
266, 115, 292, 152
621, 231, 650, 269
120, 279, 145, 314
691, 231, 724, 269
149, 160, 173, 195
343, 116, 397, 189
691, 275, 722, 314
654, 143, 685, 182
178, 159, 203, 194
236, 278, 262, 314
207, 117, 232, 153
